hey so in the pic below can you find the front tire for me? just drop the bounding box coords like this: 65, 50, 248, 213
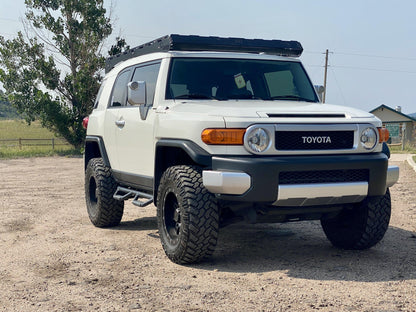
157, 165, 219, 264
321, 189, 391, 249
85, 158, 124, 227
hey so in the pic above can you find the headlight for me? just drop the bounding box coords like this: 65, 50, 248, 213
360, 127, 377, 150
245, 127, 270, 153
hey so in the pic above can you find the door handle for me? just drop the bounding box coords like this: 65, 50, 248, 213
115, 120, 125, 128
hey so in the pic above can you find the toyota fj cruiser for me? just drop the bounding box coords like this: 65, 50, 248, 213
84, 35, 399, 264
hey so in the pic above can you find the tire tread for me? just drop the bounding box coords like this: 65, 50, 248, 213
157, 165, 219, 264
85, 158, 124, 227
321, 189, 391, 250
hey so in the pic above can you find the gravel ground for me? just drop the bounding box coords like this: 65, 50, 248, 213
0, 156, 415, 312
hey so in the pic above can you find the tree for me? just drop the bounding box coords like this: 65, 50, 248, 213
109, 37, 130, 56
0, 90, 21, 119
0, 0, 116, 150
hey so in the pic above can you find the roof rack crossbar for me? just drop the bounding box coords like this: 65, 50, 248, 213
105, 34, 303, 73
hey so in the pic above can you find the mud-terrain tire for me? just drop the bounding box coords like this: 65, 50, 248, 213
85, 158, 124, 227
321, 189, 391, 249
157, 165, 219, 264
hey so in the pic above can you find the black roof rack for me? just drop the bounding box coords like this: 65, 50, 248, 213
105, 34, 303, 73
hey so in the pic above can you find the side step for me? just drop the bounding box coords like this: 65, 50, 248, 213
113, 186, 154, 207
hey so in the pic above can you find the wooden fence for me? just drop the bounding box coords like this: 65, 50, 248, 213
0, 138, 70, 149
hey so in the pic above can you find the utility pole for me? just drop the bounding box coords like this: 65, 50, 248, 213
323, 49, 329, 103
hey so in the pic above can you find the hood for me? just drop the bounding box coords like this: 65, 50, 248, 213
169, 100, 375, 119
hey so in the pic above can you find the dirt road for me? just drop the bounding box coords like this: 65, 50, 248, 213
1, 156, 415, 311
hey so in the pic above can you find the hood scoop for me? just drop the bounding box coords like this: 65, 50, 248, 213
267, 113, 346, 118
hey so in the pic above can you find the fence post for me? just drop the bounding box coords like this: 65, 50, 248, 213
52, 138, 55, 150
19, 138, 22, 150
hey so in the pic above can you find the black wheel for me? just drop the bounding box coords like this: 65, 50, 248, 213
321, 189, 391, 250
157, 165, 219, 264
85, 158, 124, 227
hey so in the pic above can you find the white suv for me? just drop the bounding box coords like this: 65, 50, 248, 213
84, 35, 399, 264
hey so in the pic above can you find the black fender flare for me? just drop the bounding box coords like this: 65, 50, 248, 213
155, 139, 212, 167
84, 136, 111, 170
153, 139, 212, 205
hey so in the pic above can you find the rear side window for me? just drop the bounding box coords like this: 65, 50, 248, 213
132, 62, 161, 105
110, 69, 131, 107
94, 78, 106, 109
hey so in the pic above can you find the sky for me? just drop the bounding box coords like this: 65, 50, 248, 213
1, 0, 416, 114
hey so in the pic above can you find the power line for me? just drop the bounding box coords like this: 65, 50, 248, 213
330, 65, 416, 74
329, 65, 347, 106
311, 48, 416, 107
304, 50, 416, 62
303, 51, 325, 55
333, 51, 416, 61
323, 49, 329, 103
305, 64, 416, 74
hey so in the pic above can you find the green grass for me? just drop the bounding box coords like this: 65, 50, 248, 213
389, 144, 416, 154
0, 119, 57, 139
0, 119, 80, 158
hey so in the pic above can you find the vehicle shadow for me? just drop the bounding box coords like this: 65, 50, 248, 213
110, 215, 416, 282
114, 216, 158, 232
195, 222, 416, 282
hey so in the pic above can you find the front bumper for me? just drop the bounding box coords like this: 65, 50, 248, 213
202, 153, 398, 206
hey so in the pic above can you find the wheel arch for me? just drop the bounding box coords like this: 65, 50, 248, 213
154, 139, 212, 206
84, 136, 111, 171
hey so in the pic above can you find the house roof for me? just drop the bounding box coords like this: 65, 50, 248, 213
370, 104, 416, 122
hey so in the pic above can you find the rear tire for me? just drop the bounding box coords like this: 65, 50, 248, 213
321, 189, 391, 249
85, 158, 124, 227
157, 165, 219, 264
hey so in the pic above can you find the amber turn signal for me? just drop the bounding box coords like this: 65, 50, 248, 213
201, 128, 246, 145
378, 127, 389, 143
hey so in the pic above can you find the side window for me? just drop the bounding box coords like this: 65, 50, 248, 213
94, 78, 106, 109
132, 62, 161, 105
110, 69, 131, 107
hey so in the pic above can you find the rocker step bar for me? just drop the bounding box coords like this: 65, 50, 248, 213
113, 186, 154, 207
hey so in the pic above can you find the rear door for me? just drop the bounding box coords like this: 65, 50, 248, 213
103, 68, 132, 170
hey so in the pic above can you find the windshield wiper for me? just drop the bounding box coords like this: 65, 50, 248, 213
269, 95, 316, 103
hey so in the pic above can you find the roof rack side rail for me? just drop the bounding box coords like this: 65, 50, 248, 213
105, 34, 303, 73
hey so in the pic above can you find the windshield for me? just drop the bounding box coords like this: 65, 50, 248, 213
166, 57, 319, 102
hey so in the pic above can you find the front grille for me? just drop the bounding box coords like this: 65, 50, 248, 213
275, 131, 354, 150
279, 169, 369, 185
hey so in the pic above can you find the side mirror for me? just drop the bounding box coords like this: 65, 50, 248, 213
127, 81, 146, 105
314, 85, 325, 102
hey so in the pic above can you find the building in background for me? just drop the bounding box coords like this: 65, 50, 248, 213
370, 104, 416, 146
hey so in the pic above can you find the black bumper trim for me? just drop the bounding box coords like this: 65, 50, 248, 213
212, 153, 388, 203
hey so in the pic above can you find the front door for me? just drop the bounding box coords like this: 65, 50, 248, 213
113, 61, 162, 188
